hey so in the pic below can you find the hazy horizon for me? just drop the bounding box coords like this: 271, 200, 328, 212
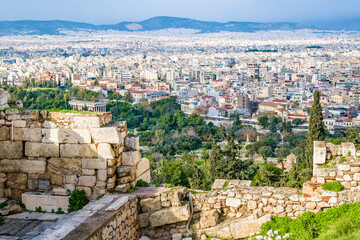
1, 0, 360, 25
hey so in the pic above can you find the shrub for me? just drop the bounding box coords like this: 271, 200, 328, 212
136, 179, 149, 187
56, 208, 64, 214
340, 156, 346, 163
0, 201, 8, 209
322, 181, 343, 192
0, 216, 4, 224
35, 206, 44, 213
68, 190, 89, 212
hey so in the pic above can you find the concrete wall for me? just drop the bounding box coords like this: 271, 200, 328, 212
0, 109, 150, 200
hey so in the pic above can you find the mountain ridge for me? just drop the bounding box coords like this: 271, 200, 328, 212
0, 16, 358, 36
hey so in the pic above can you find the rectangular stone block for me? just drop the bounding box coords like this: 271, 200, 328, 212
0, 160, 21, 172
90, 127, 123, 144
135, 169, 150, 184
149, 204, 190, 227
42, 129, 59, 143
25, 142, 59, 157
136, 158, 150, 178
13, 127, 42, 142
20, 160, 46, 174
122, 151, 141, 166
13, 120, 26, 128
314, 141, 326, 165
82, 158, 107, 169
58, 129, 91, 144
0, 141, 23, 159
125, 137, 140, 151
0, 126, 9, 140
60, 144, 97, 158
22, 192, 69, 213
97, 143, 115, 159
97, 169, 107, 182
73, 117, 101, 128
78, 176, 96, 187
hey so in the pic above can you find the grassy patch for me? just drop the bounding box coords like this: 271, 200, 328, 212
260, 201, 360, 240
322, 181, 343, 192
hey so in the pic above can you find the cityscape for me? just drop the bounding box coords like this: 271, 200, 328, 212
1, 0, 360, 239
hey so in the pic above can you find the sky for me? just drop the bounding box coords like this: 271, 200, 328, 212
2, 0, 360, 24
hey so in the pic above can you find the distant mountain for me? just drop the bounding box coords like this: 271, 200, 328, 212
0, 16, 358, 36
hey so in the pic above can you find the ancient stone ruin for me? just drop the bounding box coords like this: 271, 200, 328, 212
1, 111, 360, 240
0, 109, 150, 201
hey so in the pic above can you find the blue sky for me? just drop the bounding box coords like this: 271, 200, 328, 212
2, 0, 360, 24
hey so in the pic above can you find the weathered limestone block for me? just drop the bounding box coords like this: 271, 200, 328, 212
211, 179, 226, 189
314, 141, 326, 164
140, 197, 161, 212
12, 128, 41, 142
0, 159, 21, 172
6, 173, 27, 189
78, 176, 96, 187
338, 164, 351, 171
13, 120, 26, 128
20, 160, 46, 174
48, 158, 82, 175
117, 165, 136, 179
341, 142, 356, 157
229, 214, 272, 239
226, 198, 241, 208
41, 129, 59, 143
97, 170, 107, 181
58, 129, 92, 144
115, 184, 130, 193
326, 143, 341, 156
149, 204, 190, 227
65, 175, 78, 184
0, 126, 10, 140
125, 136, 140, 151
43, 120, 56, 128
82, 158, 107, 169
316, 168, 329, 177
22, 192, 69, 213
60, 144, 97, 158
198, 209, 219, 229
76, 186, 92, 198
138, 212, 150, 228
122, 151, 141, 166
135, 170, 151, 184
97, 143, 115, 159
73, 117, 101, 128
25, 142, 59, 157
136, 158, 150, 178
0, 141, 23, 159
91, 127, 123, 144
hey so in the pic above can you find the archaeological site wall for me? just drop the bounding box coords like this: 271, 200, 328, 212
0, 109, 150, 200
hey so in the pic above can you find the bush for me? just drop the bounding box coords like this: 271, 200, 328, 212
0, 216, 4, 224
136, 179, 149, 187
68, 190, 89, 212
322, 181, 343, 192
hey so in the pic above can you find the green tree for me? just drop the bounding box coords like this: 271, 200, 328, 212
305, 90, 325, 171
346, 126, 360, 149
208, 140, 224, 181
258, 115, 269, 128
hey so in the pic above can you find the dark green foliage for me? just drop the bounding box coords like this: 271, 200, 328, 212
136, 179, 149, 187
306, 91, 325, 171
258, 115, 269, 128
252, 164, 284, 186
322, 181, 343, 192
0, 201, 8, 209
56, 208, 64, 214
260, 201, 360, 240
68, 190, 89, 212
35, 206, 44, 213
326, 138, 343, 145
0, 216, 4, 224
346, 126, 360, 149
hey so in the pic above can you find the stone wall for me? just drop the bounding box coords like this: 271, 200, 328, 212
0, 109, 150, 200
309, 141, 360, 191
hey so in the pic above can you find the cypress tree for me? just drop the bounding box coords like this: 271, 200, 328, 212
208, 139, 224, 181
305, 90, 325, 170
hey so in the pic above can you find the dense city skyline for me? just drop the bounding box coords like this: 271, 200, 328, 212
1, 0, 360, 24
